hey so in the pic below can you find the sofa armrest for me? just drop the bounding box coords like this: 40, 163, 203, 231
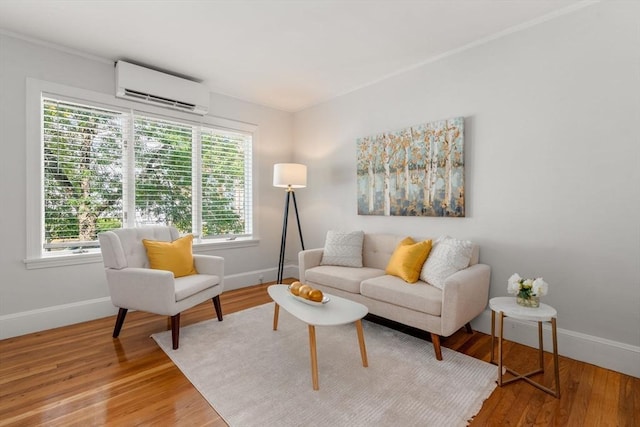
105, 267, 177, 315
440, 263, 491, 336
298, 248, 324, 281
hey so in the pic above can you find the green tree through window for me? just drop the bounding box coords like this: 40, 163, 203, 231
201, 129, 250, 236
134, 117, 193, 231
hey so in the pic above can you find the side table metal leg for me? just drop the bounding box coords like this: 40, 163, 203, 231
538, 321, 544, 371
498, 311, 504, 386
490, 309, 496, 364
552, 317, 561, 398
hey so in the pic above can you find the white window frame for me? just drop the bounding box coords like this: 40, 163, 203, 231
25, 78, 259, 269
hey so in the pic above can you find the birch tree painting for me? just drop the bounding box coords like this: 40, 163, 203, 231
357, 117, 464, 217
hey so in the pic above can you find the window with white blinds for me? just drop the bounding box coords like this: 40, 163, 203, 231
134, 116, 193, 230
201, 128, 253, 238
40, 96, 253, 255
43, 99, 124, 252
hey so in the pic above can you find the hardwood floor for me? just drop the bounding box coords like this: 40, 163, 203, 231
1, 281, 638, 426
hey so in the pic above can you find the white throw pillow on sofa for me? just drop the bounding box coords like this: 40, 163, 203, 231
420, 236, 473, 289
320, 230, 364, 267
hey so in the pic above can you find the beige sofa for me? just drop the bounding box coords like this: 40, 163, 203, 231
298, 233, 491, 360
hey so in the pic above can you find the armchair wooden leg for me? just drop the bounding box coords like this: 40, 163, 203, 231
171, 313, 180, 350
465, 322, 473, 334
431, 333, 443, 361
212, 295, 223, 321
113, 308, 128, 338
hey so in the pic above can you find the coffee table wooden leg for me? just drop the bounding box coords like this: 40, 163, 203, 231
308, 325, 319, 390
273, 303, 279, 331
355, 319, 368, 367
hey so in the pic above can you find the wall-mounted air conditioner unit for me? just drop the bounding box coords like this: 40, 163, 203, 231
115, 60, 210, 115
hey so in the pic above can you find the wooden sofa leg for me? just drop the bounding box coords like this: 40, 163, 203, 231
212, 295, 223, 321
113, 308, 128, 338
171, 313, 181, 350
431, 333, 443, 361
465, 322, 473, 334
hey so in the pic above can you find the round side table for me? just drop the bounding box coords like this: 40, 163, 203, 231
489, 296, 560, 398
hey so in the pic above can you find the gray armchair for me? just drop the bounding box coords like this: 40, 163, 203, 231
98, 226, 224, 349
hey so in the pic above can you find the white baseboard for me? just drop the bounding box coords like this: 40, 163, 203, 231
0, 297, 119, 340
470, 309, 640, 379
222, 264, 298, 291
0, 265, 298, 340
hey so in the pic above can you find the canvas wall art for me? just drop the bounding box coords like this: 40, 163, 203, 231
357, 117, 464, 217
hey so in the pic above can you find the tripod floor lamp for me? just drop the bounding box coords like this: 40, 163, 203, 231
273, 163, 307, 284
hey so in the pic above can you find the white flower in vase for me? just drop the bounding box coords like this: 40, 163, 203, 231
507, 273, 550, 307
532, 278, 549, 296
507, 273, 522, 294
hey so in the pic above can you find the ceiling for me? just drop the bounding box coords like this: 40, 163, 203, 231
0, 0, 589, 112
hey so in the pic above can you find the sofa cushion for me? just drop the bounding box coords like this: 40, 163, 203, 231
360, 275, 443, 316
362, 234, 406, 270
385, 237, 432, 283
420, 236, 473, 289
305, 265, 384, 294
320, 230, 365, 267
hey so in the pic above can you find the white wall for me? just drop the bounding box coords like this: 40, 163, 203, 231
0, 34, 296, 337
293, 2, 640, 376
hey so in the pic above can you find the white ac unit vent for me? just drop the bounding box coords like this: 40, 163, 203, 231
115, 61, 210, 115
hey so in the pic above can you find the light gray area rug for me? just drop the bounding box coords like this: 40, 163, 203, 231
152, 303, 496, 426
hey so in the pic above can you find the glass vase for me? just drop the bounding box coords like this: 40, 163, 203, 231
516, 295, 540, 308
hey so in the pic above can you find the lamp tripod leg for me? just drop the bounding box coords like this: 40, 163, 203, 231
277, 191, 291, 284
291, 190, 305, 250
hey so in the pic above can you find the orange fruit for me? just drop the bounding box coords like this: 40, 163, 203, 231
289, 282, 302, 296
298, 285, 312, 299
308, 289, 323, 302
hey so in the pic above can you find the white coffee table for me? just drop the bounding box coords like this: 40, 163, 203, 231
489, 296, 560, 398
267, 284, 369, 390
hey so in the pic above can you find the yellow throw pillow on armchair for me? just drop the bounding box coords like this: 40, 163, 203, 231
385, 237, 433, 283
142, 234, 197, 278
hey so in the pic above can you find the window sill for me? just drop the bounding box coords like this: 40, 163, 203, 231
24, 238, 260, 269
194, 237, 259, 252
24, 252, 104, 270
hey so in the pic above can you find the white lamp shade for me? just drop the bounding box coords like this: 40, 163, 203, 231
273, 163, 307, 188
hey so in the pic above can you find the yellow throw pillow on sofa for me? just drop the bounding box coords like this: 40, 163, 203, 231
385, 237, 433, 283
142, 234, 197, 278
